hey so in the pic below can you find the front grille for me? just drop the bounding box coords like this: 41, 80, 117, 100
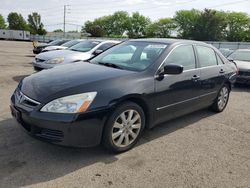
15, 89, 40, 109
36, 128, 64, 142
35, 58, 45, 63
239, 71, 250, 76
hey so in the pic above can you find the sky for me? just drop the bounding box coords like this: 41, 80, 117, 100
0, 0, 250, 32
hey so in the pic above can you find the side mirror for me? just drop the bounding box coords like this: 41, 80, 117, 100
227, 57, 234, 62
93, 49, 103, 56
163, 64, 184, 75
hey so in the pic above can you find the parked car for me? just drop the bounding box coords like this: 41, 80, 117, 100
227, 49, 250, 84
32, 39, 120, 71
219, 48, 234, 57
33, 39, 70, 54
41, 39, 84, 53
11, 39, 237, 153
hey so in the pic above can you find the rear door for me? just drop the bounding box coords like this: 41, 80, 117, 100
195, 45, 225, 105
154, 44, 202, 124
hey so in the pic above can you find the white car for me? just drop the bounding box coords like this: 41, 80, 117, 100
42, 39, 84, 52
33, 39, 120, 71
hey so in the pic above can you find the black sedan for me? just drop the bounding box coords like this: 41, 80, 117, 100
11, 39, 237, 152
33, 39, 70, 54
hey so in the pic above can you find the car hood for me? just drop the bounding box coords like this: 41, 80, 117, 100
234, 60, 250, 70
21, 62, 134, 102
35, 49, 92, 63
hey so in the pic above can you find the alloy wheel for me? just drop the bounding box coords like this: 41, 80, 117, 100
217, 86, 229, 111
111, 109, 142, 148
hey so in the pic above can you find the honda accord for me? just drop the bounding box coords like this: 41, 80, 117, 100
11, 39, 237, 152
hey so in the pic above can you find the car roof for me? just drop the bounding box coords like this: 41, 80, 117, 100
129, 38, 208, 46
83, 39, 120, 43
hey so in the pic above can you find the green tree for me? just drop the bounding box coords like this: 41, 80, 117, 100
7, 12, 27, 30
27, 12, 46, 35
193, 9, 227, 41
145, 18, 176, 38
127, 12, 151, 38
53, 29, 63, 32
83, 12, 130, 37
0, 14, 6, 29
225, 12, 250, 41
110, 11, 130, 36
174, 9, 201, 39
83, 20, 107, 37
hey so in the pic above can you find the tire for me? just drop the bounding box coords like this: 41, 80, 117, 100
211, 84, 230, 112
102, 102, 145, 153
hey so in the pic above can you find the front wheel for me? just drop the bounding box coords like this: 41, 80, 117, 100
211, 85, 230, 112
102, 102, 145, 153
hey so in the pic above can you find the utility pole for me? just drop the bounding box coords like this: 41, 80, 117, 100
63, 5, 70, 37
63, 5, 66, 37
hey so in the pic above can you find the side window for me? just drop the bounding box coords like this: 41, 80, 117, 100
216, 54, 224, 65
164, 45, 196, 71
196, 46, 217, 67
96, 43, 115, 51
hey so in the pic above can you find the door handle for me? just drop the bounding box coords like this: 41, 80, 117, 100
219, 69, 225, 74
191, 75, 200, 81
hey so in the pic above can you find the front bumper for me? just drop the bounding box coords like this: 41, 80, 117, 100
10, 91, 110, 147
32, 60, 56, 70
236, 71, 250, 84
33, 48, 42, 54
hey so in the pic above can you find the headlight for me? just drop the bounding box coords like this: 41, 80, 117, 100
41, 92, 97, 113
46, 57, 64, 64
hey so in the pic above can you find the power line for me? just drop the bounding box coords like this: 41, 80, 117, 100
207, 0, 250, 8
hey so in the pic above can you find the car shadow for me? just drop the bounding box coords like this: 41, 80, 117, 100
0, 109, 214, 187
12, 75, 30, 82
25, 55, 35, 58
232, 84, 250, 92
141, 109, 214, 143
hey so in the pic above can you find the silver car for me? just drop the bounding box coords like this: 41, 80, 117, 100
32, 39, 120, 71
41, 39, 84, 52
228, 49, 250, 84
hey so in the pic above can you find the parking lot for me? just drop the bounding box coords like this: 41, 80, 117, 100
0, 40, 250, 187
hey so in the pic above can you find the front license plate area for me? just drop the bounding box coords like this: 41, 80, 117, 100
10, 106, 21, 123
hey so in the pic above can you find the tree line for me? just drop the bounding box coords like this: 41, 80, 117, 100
1, 9, 250, 41
0, 12, 47, 35
82, 9, 250, 42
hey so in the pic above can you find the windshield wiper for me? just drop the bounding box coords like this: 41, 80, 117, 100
70, 49, 80, 52
98, 62, 124, 70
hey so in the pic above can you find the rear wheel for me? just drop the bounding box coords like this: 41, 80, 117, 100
211, 85, 230, 112
103, 102, 145, 153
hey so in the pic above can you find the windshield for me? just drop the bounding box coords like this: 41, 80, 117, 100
62, 40, 81, 47
90, 41, 168, 71
228, 50, 250, 62
49, 39, 68, 46
69, 41, 100, 52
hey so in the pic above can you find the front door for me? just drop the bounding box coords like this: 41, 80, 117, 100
154, 44, 202, 125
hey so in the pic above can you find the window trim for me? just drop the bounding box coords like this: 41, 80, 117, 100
155, 44, 198, 76
215, 53, 225, 65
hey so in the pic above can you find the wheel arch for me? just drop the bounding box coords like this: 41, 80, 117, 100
108, 94, 153, 129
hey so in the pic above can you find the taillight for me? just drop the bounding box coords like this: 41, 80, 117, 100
233, 62, 239, 75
